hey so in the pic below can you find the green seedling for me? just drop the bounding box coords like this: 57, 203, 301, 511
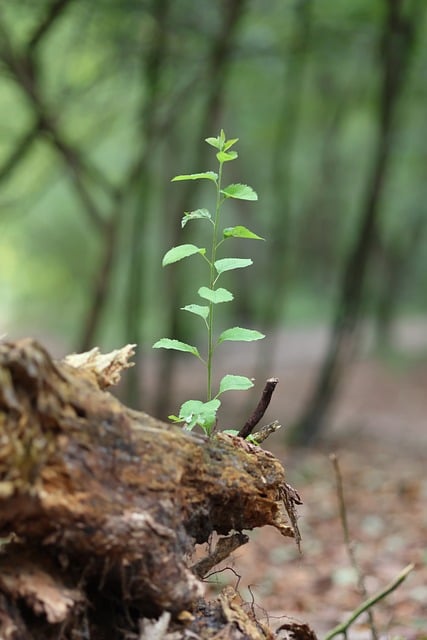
153, 130, 264, 436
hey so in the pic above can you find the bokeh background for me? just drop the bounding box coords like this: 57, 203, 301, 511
1, 0, 427, 445
1, 4, 427, 634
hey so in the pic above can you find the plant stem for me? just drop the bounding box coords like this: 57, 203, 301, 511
330, 454, 379, 640
323, 563, 414, 640
206, 159, 223, 401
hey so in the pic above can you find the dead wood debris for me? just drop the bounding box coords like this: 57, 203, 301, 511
0, 339, 302, 639
276, 622, 319, 640
64, 343, 136, 388
192, 533, 249, 579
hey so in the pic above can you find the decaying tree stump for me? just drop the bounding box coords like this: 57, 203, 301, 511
0, 339, 303, 639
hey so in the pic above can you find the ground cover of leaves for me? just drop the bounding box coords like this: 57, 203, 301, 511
202, 435, 427, 640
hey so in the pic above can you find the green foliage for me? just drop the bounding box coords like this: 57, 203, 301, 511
152, 338, 201, 359
162, 244, 206, 266
153, 131, 264, 436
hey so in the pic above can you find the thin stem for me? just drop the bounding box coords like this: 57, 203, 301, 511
324, 564, 414, 640
330, 454, 379, 640
206, 160, 223, 400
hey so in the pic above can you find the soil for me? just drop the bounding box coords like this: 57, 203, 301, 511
201, 437, 426, 639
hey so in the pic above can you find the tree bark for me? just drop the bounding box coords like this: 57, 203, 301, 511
0, 339, 300, 639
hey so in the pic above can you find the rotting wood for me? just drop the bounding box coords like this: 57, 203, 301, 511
0, 338, 301, 639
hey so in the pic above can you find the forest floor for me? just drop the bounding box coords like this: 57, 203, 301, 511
179, 320, 427, 640
200, 437, 426, 640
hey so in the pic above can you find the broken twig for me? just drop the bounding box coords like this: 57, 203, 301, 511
330, 453, 379, 640
238, 377, 278, 439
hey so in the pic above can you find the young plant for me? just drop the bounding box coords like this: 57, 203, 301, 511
153, 130, 264, 436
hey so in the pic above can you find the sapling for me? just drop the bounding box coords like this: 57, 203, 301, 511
153, 130, 264, 436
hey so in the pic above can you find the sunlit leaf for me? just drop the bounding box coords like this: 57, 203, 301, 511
218, 327, 265, 343
205, 137, 221, 149
153, 338, 201, 358
223, 225, 264, 240
218, 374, 254, 395
198, 286, 233, 303
172, 172, 218, 183
221, 183, 258, 201
181, 304, 209, 320
181, 209, 212, 228
175, 398, 221, 435
162, 244, 205, 266
214, 258, 252, 275
217, 150, 238, 163
223, 138, 239, 151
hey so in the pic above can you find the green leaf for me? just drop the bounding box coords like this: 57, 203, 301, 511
217, 150, 238, 163
223, 138, 239, 151
180, 398, 220, 417
153, 338, 201, 358
214, 258, 252, 275
174, 399, 221, 434
221, 429, 258, 444
223, 225, 264, 241
181, 208, 212, 228
218, 327, 265, 343
218, 374, 254, 395
181, 304, 209, 320
221, 183, 258, 201
198, 286, 233, 304
162, 244, 205, 266
205, 136, 221, 149
172, 172, 218, 183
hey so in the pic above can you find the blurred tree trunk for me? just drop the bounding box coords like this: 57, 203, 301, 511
254, 0, 313, 383
291, 0, 419, 445
374, 209, 427, 349
0, 0, 131, 354
153, 0, 247, 420
79, 197, 121, 351
123, 0, 171, 407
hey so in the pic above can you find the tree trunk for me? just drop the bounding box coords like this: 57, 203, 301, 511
254, 0, 313, 384
290, 0, 418, 445
0, 338, 301, 639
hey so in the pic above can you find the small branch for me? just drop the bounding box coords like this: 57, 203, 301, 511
191, 533, 249, 579
0, 12, 108, 233
324, 564, 414, 640
281, 482, 303, 552
238, 377, 278, 439
250, 420, 282, 445
27, 0, 73, 52
330, 453, 379, 640
0, 120, 40, 184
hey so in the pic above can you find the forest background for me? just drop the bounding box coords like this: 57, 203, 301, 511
1, 2, 427, 636
1, 0, 426, 444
